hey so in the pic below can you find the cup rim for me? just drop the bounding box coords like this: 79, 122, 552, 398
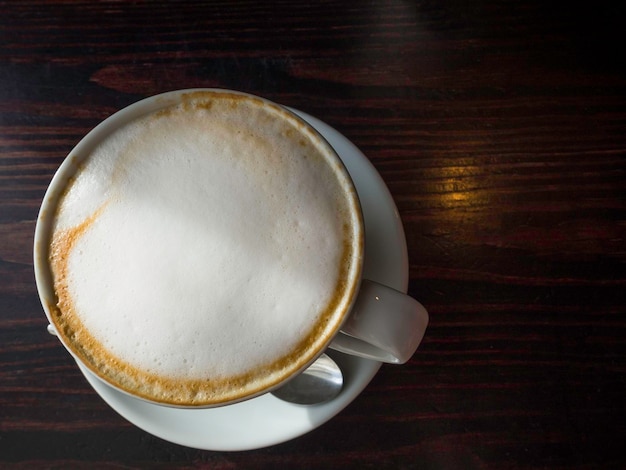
33, 88, 365, 408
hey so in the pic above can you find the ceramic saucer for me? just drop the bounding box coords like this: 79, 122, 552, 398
77, 108, 410, 451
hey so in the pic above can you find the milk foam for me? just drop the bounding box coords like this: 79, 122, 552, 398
49, 92, 362, 405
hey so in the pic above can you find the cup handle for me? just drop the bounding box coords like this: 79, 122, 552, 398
328, 280, 428, 364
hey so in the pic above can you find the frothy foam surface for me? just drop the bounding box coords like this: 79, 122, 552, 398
48, 91, 362, 406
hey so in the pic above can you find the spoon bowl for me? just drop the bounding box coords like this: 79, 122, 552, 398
271, 353, 343, 405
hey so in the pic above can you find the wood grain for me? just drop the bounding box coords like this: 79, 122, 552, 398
1, 0, 625, 468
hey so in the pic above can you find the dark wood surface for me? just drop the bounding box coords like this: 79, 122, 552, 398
2, 1, 625, 468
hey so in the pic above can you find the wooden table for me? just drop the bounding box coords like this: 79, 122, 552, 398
2, 1, 625, 468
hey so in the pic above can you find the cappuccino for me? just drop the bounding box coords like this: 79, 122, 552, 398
45, 91, 363, 406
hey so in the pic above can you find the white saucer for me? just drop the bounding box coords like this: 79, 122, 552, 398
77, 108, 410, 451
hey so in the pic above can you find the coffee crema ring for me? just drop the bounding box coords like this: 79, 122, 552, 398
43, 90, 364, 406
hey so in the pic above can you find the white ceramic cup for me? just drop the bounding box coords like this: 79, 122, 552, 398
34, 89, 428, 407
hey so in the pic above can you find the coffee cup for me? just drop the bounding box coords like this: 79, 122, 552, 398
34, 89, 428, 408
